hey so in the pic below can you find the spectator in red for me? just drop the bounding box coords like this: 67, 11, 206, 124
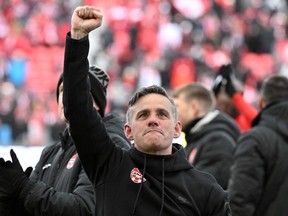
212, 64, 258, 132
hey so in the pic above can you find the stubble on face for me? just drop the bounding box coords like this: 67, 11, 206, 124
129, 94, 177, 155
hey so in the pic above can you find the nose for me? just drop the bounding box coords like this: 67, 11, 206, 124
148, 114, 159, 127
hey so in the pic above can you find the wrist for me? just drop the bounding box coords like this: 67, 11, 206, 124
71, 29, 88, 40
228, 90, 236, 97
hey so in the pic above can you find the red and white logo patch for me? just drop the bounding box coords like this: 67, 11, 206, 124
67, 154, 78, 169
188, 148, 197, 164
130, 168, 146, 184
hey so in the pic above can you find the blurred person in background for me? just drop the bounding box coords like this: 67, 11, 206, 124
228, 75, 288, 216
173, 83, 239, 189
0, 77, 17, 145
0, 66, 131, 215
212, 64, 258, 132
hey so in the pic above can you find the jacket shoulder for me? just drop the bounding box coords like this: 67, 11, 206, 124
103, 113, 132, 150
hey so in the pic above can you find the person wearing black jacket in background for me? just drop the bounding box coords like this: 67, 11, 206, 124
0, 67, 131, 215
228, 75, 288, 216
62, 5, 231, 216
173, 83, 240, 189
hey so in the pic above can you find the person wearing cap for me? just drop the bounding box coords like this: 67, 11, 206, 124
0, 66, 131, 215
61, 6, 231, 216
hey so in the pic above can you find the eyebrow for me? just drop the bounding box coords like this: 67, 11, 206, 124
136, 108, 171, 117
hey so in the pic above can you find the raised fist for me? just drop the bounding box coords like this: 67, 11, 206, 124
71, 6, 103, 39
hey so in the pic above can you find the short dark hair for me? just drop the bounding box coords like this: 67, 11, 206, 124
172, 83, 215, 113
126, 85, 177, 123
260, 75, 288, 105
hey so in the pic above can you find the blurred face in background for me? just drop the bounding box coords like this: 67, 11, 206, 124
215, 90, 239, 118
57, 82, 100, 124
173, 93, 199, 130
57, 83, 67, 123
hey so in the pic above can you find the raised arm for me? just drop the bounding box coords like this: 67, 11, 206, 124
63, 6, 124, 185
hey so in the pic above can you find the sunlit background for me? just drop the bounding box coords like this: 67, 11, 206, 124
1, 0, 288, 165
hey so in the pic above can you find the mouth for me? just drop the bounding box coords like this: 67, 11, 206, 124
144, 128, 163, 135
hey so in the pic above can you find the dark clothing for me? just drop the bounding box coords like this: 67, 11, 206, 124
184, 110, 239, 189
103, 113, 131, 151
228, 100, 288, 216
22, 128, 95, 216
0, 114, 130, 215
63, 33, 230, 216
16, 114, 130, 216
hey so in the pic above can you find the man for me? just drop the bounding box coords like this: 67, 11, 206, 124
213, 64, 258, 132
172, 83, 240, 189
228, 75, 288, 216
62, 6, 230, 215
0, 67, 131, 215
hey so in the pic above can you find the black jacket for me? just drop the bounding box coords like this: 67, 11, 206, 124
63, 33, 230, 216
184, 110, 239, 189
21, 128, 95, 215
103, 113, 131, 151
0, 105, 130, 215
17, 114, 130, 216
228, 100, 288, 216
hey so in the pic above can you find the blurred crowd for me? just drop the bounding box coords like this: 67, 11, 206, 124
1, 0, 288, 146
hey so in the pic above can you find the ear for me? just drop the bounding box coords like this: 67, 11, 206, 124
92, 100, 100, 111
188, 99, 202, 119
258, 97, 265, 109
124, 123, 134, 141
173, 121, 182, 138
190, 99, 200, 113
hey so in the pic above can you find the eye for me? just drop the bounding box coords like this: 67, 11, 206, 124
158, 110, 169, 118
137, 112, 148, 119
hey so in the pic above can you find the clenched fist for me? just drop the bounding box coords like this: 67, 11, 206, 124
71, 6, 103, 40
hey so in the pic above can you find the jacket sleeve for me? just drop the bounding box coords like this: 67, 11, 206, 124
227, 131, 265, 216
62, 33, 124, 186
22, 168, 95, 216
204, 182, 232, 216
232, 93, 258, 124
0, 196, 29, 216
21, 147, 95, 215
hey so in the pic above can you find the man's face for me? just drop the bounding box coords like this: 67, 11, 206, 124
215, 91, 239, 118
125, 93, 181, 155
57, 83, 100, 124
173, 93, 197, 130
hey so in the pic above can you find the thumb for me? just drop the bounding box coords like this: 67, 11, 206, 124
25, 167, 33, 177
